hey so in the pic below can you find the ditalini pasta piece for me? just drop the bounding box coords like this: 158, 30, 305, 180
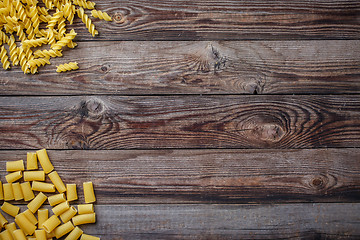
48, 193, 66, 206
42, 215, 61, 233
5, 171, 23, 183
27, 152, 38, 170
48, 171, 66, 193
32, 181, 55, 192
38, 208, 48, 229
12, 182, 24, 201
46, 230, 56, 238
36, 149, 54, 174
27, 192, 47, 213
65, 226, 83, 240
23, 171, 45, 181
83, 182, 96, 203
77, 204, 94, 214
6, 160, 25, 171
20, 182, 35, 201
3, 183, 15, 201
23, 209, 38, 225
14, 213, 36, 235
54, 221, 74, 238
60, 206, 77, 223
0, 230, 13, 240
0, 212, 8, 227
72, 213, 95, 226
0, 181, 4, 200
80, 233, 100, 240
66, 183, 78, 201
52, 201, 70, 216
13, 229, 27, 240
1, 202, 20, 217
34, 229, 47, 240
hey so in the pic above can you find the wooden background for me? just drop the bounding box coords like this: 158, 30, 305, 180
1, 0, 360, 239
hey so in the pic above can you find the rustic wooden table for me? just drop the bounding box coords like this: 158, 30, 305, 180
1, 0, 360, 239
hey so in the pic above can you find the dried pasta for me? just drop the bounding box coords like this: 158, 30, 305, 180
80, 233, 100, 240
0, 149, 100, 238
0, 0, 112, 74
56, 61, 78, 72
91, 10, 112, 21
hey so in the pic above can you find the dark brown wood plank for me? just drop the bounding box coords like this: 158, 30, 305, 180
62, 204, 360, 239
69, 0, 360, 40
0, 95, 359, 150
1, 149, 359, 204
2, 203, 359, 239
1, 41, 359, 95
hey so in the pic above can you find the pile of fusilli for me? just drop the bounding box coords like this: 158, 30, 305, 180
0, 0, 112, 73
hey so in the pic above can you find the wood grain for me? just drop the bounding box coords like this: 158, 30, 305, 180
71, 204, 360, 239
0, 41, 359, 95
67, 0, 360, 40
0, 95, 359, 150
1, 149, 359, 204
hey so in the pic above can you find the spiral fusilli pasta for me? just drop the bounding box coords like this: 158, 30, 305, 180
72, 0, 95, 9
0, 46, 11, 70
91, 10, 112, 22
34, 49, 62, 58
27, 57, 50, 68
77, 7, 98, 37
22, 37, 48, 48
51, 29, 76, 50
8, 35, 19, 66
56, 61, 78, 72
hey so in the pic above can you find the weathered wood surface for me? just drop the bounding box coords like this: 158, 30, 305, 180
1, 149, 359, 204
1, 41, 359, 95
2, 203, 359, 239
0, 96, 359, 150
71, 204, 360, 239
69, 0, 360, 40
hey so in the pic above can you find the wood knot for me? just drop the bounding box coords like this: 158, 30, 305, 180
312, 178, 323, 187
77, 98, 106, 119
101, 65, 108, 73
114, 12, 125, 23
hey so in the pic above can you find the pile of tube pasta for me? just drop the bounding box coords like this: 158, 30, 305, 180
0, 149, 99, 240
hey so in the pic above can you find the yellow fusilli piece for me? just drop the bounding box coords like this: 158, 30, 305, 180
91, 10, 112, 21
34, 49, 62, 58
72, 0, 95, 10
56, 62, 78, 72
27, 57, 50, 68
0, 46, 11, 70
51, 29, 76, 50
22, 37, 48, 48
77, 7, 98, 37
8, 35, 19, 66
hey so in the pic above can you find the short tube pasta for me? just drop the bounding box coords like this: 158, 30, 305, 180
78, 204, 94, 214
15, 212, 36, 235
3, 183, 15, 201
67, 183, 78, 201
5, 171, 23, 183
0, 230, 12, 240
38, 208, 49, 229
20, 181, 35, 201
6, 160, 25, 172
5, 222, 16, 236
42, 215, 61, 233
54, 221, 74, 238
36, 149, 54, 174
60, 206, 77, 223
83, 182, 96, 203
1, 202, 20, 217
0, 212, 8, 227
23, 171, 45, 181
13, 229, 27, 240
52, 201, 70, 216
27, 192, 47, 213
80, 233, 100, 240
27, 152, 38, 170
35, 229, 47, 240
23, 209, 38, 225
65, 226, 83, 240
48, 193, 66, 206
0, 181, 3, 200
48, 171, 66, 193
72, 213, 95, 226
12, 182, 24, 201
32, 181, 55, 192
